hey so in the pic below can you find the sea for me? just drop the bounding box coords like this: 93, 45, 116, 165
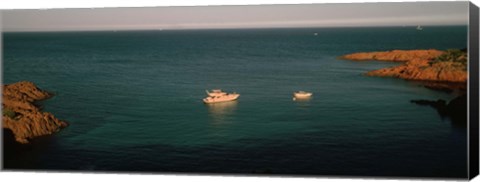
2, 26, 468, 178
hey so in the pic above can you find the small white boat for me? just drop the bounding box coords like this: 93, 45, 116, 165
293, 91, 312, 98
416, 25, 423, 31
203, 89, 240, 104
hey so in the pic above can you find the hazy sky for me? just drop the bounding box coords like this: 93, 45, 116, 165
1, 1, 469, 32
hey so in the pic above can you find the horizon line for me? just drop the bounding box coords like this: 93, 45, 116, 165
2, 24, 468, 33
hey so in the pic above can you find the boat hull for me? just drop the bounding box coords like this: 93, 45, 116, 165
293, 93, 312, 98
203, 94, 240, 104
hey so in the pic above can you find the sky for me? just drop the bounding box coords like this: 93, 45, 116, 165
1, 1, 469, 32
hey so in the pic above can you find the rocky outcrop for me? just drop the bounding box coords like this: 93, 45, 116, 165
340, 49, 467, 91
341, 49, 467, 125
2, 81, 68, 143
366, 58, 467, 82
411, 94, 467, 126
340, 49, 444, 62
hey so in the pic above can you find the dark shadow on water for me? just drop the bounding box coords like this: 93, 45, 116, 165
3, 129, 32, 168
3, 130, 468, 179
411, 80, 466, 94
3, 128, 60, 169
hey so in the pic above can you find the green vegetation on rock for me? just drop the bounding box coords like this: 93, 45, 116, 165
3, 108, 17, 119
435, 49, 467, 63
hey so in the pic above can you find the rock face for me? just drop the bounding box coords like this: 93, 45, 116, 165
2, 81, 68, 143
340, 49, 467, 91
366, 58, 467, 82
340, 49, 444, 62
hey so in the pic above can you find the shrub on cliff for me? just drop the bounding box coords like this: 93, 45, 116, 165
435, 49, 467, 63
2, 108, 16, 119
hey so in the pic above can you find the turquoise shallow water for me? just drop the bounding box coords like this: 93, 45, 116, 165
3, 26, 468, 178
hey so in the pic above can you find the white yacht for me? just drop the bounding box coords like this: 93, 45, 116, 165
203, 89, 240, 104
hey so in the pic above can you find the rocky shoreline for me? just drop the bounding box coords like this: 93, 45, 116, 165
340, 49, 467, 92
2, 81, 68, 143
340, 49, 468, 126
411, 94, 467, 126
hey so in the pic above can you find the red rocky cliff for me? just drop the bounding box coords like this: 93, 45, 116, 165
340, 49, 467, 86
2, 81, 68, 143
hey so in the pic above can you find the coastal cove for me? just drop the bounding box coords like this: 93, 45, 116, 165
3, 26, 468, 178
339, 49, 468, 126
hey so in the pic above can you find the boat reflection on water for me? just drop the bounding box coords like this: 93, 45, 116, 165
293, 96, 312, 110
205, 101, 238, 126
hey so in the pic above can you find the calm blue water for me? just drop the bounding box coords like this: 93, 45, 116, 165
3, 26, 468, 178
